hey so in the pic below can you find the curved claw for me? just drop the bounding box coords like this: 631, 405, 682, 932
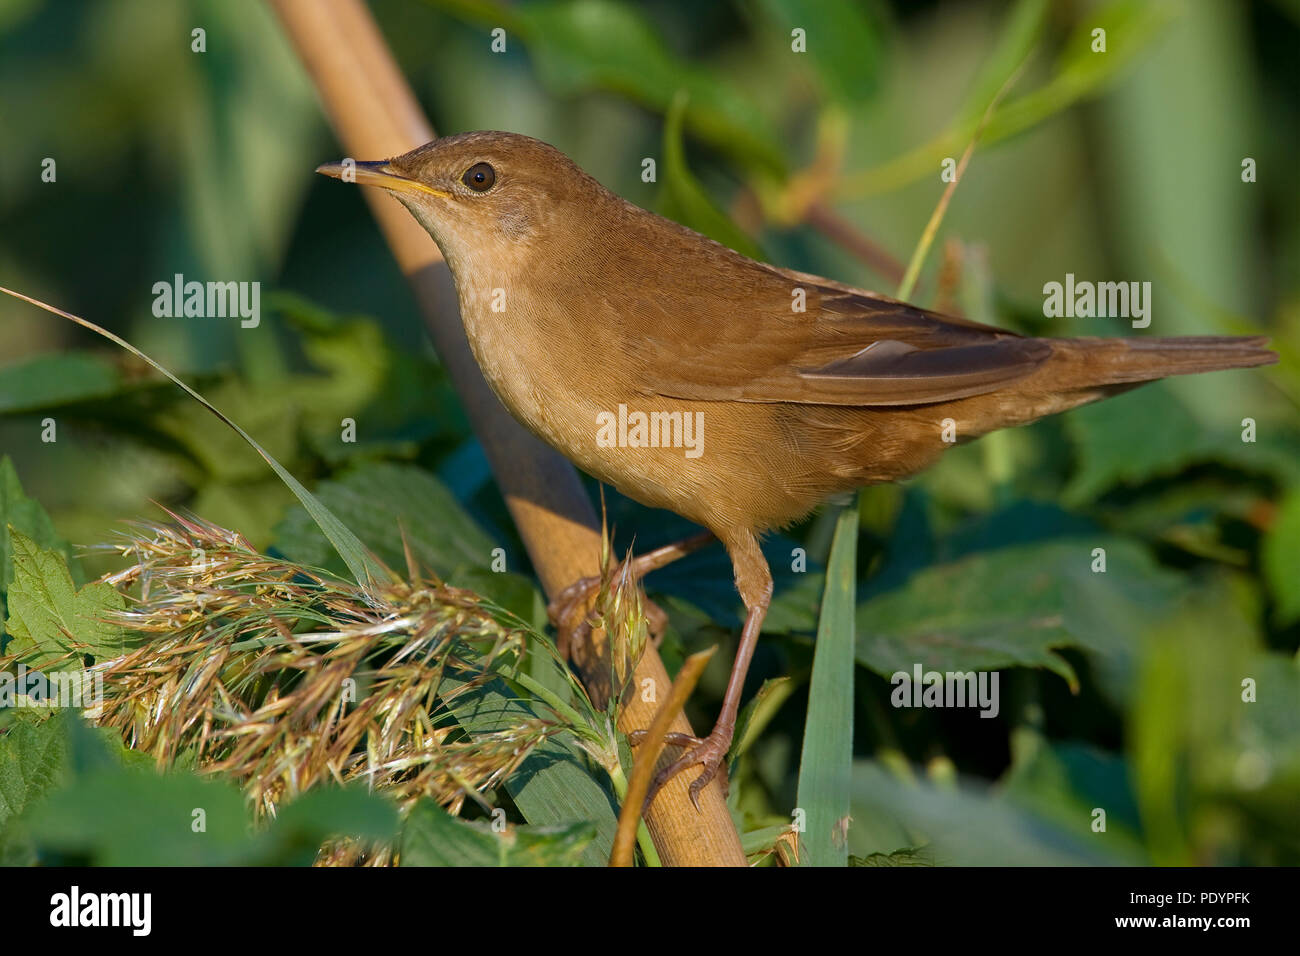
640, 731, 731, 814
687, 759, 724, 810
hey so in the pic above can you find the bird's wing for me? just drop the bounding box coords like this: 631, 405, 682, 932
630, 266, 1050, 407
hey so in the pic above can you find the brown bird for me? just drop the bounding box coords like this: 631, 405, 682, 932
317, 131, 1277, 807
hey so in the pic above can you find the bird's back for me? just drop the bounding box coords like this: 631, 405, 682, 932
463, 162, 1277, 535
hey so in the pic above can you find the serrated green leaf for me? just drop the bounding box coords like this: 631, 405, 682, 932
1063, 383, 1206, 504
0, 712, 69, 832
269, 786, 401, 856
3, 529, 126, 670
849, 846, 932, 867
856, 538, 1183, 690
0, 457, 72, 639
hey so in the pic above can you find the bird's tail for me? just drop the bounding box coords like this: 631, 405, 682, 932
819, 334, 1276, 489
1049, 335, 1277, 386
956, 334, 1278, 437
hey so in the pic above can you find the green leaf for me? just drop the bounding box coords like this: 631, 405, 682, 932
658, 91, 765, 260
1064, 383, 1299, 503
268, 786, 401, 860
730, 674, 798, 763
856, 537, 1183, 691
1063, 383, 1211, 504
851, 761, 1124, 865
3, 529, 127, 670
436, 670, 619, 867
0, 353, 123, 413
26, 768, 379, 866
0, 289, 385, 589
274, 296, 468, 461
276, 462, 546, 624
836, 0, 1175, 199
0, 712, 69, 833
275, 461, 497, 578
21, 721, 253, 868
740, 823, 792, 859
153, 378, 302, 484
1130, 584, 1300, 864
1262, 487, 1300, 624
0, 711, 70, 864
455, 565, 549, 631
957, 0, 1050, 123
849, 846, 932, 866
999, 731, 1147, 860
756, 0, 884, 103
0, 711, 158, 862
0, 456, 72, 629
400, 800, 595, 866
796, 504, 857, 866
504, 0, 786, 175
8, 712, 397, 865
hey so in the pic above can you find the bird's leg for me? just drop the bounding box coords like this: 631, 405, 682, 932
634, 531, 773, 811
547, 531, 715, 659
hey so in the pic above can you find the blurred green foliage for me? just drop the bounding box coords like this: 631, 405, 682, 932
0, 0, 1297, 865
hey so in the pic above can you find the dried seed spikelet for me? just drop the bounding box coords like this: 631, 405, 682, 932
85, 514, 569, 833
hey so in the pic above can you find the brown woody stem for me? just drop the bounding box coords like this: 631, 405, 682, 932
269, 0, 745, 866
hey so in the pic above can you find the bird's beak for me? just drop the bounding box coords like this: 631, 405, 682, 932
315, 159, 451, 199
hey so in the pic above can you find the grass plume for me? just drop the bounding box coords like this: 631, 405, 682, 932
84, 512, 585, 831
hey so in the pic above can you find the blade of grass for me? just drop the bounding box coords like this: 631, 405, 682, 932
896, 60, 1028, 301
729, 673, 801, 765
661, 90, 765, 260
794, 43, 1018, 865
604, 760, 661, 868
0, 287, 385, 588
795, 503, 858, 866
610, 645, 716, 867
956, 0, 1049, 124
835, 0, 1174, 200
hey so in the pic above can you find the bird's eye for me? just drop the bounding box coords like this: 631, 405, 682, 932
462, 162, 496, 192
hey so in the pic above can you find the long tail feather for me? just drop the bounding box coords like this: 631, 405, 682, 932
1054, 335, 1276, 386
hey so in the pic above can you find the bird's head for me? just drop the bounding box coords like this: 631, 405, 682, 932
316, 131, 600, 272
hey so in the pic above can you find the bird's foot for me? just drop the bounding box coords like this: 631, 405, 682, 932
629, 725, 732, 812
546, 574, 668, 660
546, 575, 601, 660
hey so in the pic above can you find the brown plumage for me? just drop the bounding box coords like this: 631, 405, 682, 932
319, 131, 1277, 807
